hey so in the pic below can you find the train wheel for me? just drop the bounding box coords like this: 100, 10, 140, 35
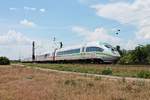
96, 59, 103, 64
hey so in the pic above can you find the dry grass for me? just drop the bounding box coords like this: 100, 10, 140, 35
0, 65, 150, 100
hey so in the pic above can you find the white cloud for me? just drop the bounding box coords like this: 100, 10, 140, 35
9, 8, 17, 11
39, 8, 46, 12
0, 30, 51, 60
72, 26, 121, 45
24, 6, 36, 11
72, 26, 146, 49
109, 0, 131, 2
79, 0, 99, 5
91, 0, 150, 39
0, 30, 31, 45
20, 19, 36, 27
0, 30, 33, 59
124, 39, 139, 50
9, 7, 46, 14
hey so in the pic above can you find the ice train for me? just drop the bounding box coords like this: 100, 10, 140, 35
22, 41, 120, 63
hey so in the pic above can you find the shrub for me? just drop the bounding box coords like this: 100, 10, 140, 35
147, 55, 150, 64
122, 77, 126, 83
118, 44, 150, 64
102, 67, 112, 75
64, 79, 76, 86
87, 82, 94, 87
137, 71, 150, 79
0, 57, 10, 65
94, 76, 102, 81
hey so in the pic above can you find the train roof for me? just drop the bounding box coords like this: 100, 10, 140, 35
57, 41, 112, 52
57, 45, 82, 52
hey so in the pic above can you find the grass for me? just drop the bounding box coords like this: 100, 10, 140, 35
0, 65, 150, 100
137, 71, 150, 79
23, 63, 150, 78
102, 67, 112, 75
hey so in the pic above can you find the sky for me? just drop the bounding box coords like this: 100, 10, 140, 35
0, 0, 150, 59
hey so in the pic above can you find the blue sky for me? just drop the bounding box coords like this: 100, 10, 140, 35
0, 0, 150, 59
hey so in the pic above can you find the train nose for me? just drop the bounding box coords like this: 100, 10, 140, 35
111, 49, 120, 57
114, 53, 121, 58
109, 52, 120, 61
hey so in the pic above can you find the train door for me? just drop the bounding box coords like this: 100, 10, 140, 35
81, 47, 85, 59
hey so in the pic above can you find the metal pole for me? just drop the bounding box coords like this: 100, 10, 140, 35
53, 48, 57, 61
53, 37, 57, 61
32, 41, 35, 61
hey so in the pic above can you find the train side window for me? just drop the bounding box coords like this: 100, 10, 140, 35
66, 49, 80, 54
57, 48, 80, 55
44, 54, 48, 58
86, 47, 104, 52
57, 51, 63, 55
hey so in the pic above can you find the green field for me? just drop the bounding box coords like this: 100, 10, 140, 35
23, 63, 150, 78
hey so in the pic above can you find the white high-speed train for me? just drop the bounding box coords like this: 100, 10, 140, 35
22, 41, 120, 63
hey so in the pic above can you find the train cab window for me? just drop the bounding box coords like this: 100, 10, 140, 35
105, 44, 113, 49
86, 47, 104, 52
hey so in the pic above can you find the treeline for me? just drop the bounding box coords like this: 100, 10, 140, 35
117, 44, 150, 64
0, 57, 10, 65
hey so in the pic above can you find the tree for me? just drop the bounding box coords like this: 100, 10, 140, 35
134, 46, 147, 64
118, 44, 150, 64
0, 57, 10, 65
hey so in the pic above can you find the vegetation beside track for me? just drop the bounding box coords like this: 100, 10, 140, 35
117, 44, 150, 64
23, 63, 150, 79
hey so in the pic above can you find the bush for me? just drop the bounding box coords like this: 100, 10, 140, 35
102, 67, 112, 75
137, 71, 150, 79
147, 55, 150, 64
64, 79, 76, 86
0, 57, 10, 65
118, 44, 150, 64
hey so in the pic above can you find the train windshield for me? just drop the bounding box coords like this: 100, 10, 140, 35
104, 44, 117, 51
104, 44, 113, 49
